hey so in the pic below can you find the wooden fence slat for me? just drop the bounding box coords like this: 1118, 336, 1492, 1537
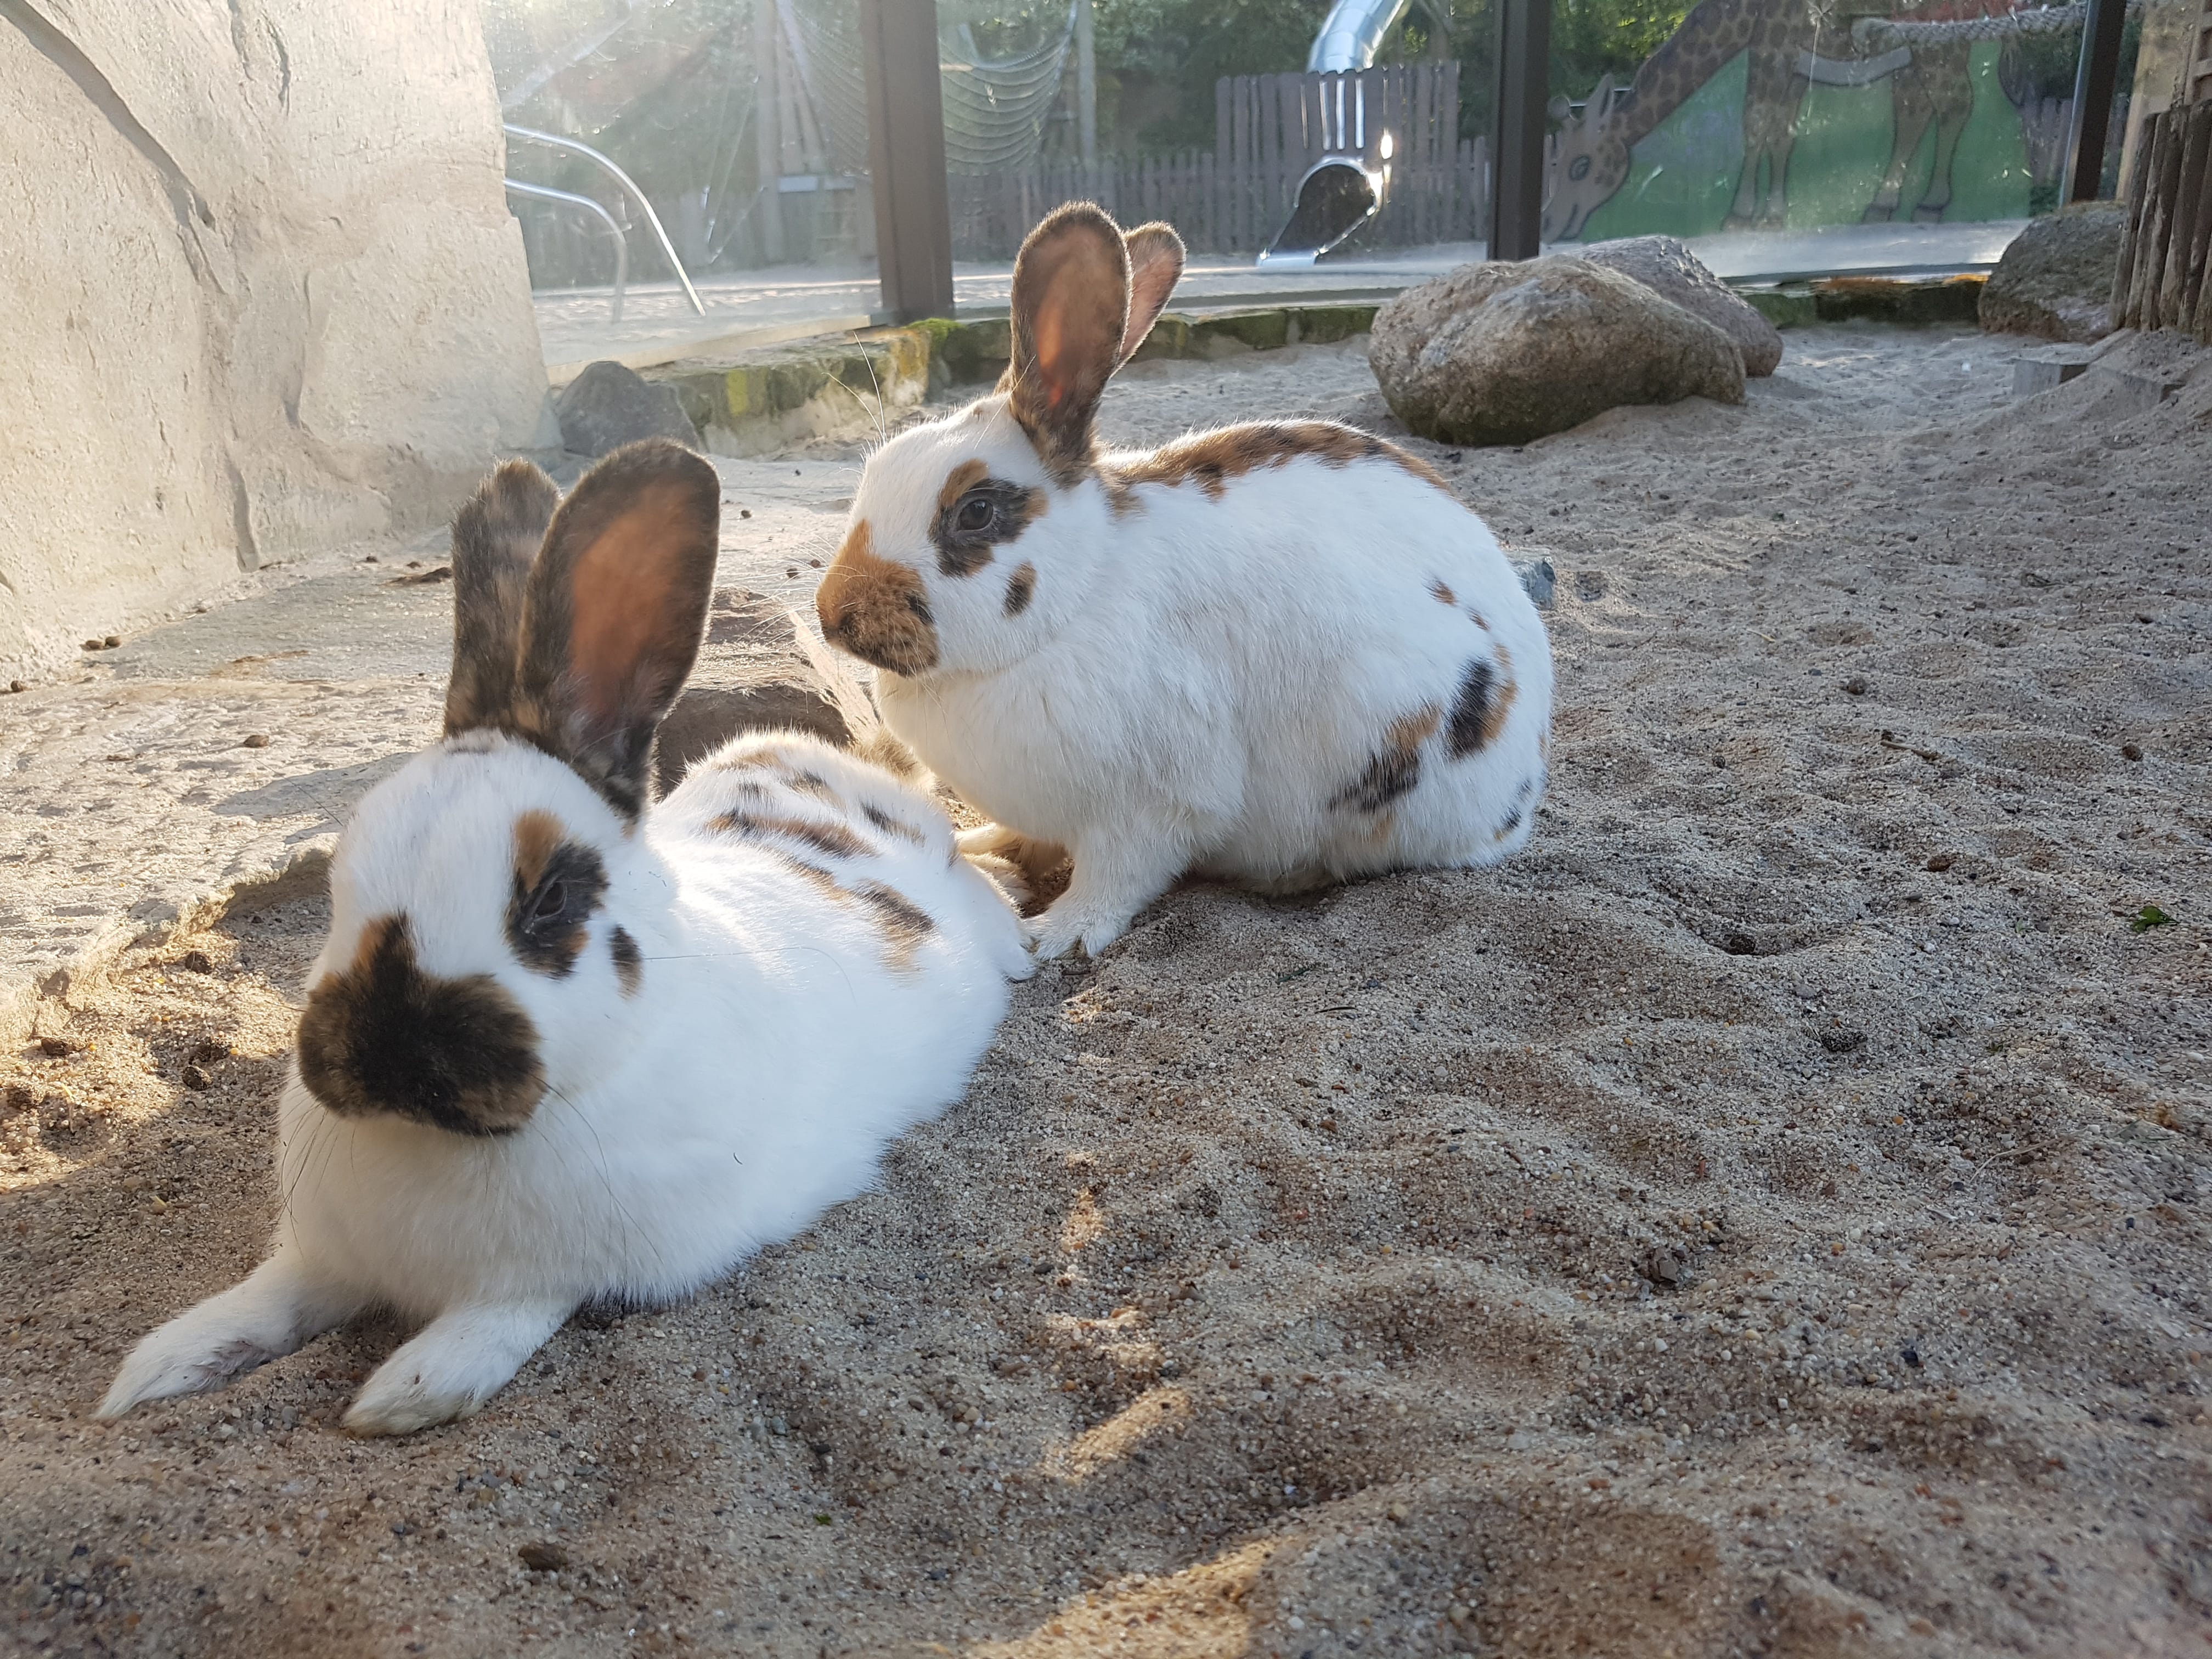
2162, 101, 2211, 332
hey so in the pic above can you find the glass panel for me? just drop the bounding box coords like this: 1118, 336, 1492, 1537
1542, 0, 2136, 277
935, 0, 1506, 306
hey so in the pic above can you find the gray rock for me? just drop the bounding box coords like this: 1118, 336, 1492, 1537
654, 590, 879, 794
1579, 235, 1784, 376
1369, 257, 1746, 447
1980, 204, 2125, 343
1510, 557, 1556, 610
554, 360, 700, 458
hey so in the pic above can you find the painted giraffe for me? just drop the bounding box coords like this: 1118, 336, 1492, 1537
1539, 0, 1978, 242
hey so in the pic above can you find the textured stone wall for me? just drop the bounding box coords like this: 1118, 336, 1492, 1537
0, 1, 548, 676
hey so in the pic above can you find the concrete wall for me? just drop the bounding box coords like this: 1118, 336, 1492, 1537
0, 1, 548, 678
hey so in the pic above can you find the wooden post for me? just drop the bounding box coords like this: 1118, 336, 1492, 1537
859, 0, 953, 321
1489, 0, 1549, 258
2066, 0, 2129, 201
2163, 101, 2211, 331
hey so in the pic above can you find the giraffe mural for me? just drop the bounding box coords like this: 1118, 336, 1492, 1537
1539, 0, 1982, 241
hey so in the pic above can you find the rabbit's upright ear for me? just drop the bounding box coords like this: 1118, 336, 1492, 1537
1117, 221, 1185, 366
1007, 201, 1131, 483
445, 460, 560, 736
512, 439, 721, 817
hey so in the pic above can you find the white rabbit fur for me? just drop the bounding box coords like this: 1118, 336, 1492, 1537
99, 442, 1028, 1435
817, 203, 1553, 960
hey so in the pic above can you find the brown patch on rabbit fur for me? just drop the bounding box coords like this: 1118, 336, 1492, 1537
708, 809, 873, 862
1103, 422, 1452, 512
816, 520, 941, 676
1331, 704, 1443, 814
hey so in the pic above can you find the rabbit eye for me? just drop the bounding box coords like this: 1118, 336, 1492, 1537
529, 879, 567, 926
956, 494, 996, 533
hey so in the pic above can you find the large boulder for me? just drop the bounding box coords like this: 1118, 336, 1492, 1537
1980, 203, 2126, 343
1369, 257, 1746, 447
653, 590, 879, 794
555, 361, 700, 457
0, 2, 548, 680
1579, 235, 1784, 376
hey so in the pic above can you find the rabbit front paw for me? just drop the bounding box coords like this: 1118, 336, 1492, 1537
97, 1254, 360, 1419
1028, 902, 1131, 961
343, 1301, 570, 1436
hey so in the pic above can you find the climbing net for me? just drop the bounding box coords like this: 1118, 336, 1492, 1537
787, 0, 1077, 175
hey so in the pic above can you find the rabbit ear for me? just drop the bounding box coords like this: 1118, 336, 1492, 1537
1007, 201, 1130, 483
1118, 221, 1185, 365
445, 460, 560, 736
511, 439, 721, 817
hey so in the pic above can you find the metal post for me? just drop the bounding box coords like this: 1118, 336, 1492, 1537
1488, 0, 1549, 259
505, 180, 630, 323
2064, 0, 2128, 202
504, 126, 704, 314
1076, 0, 1099, 168
753, 0, 787, 263
859, 0, 955, 322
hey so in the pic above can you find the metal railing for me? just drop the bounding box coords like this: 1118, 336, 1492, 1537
503, 124, 705, 318
504, 179, 629, 322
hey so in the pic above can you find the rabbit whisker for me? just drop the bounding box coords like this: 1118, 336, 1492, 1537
541, 1080, 669, 1282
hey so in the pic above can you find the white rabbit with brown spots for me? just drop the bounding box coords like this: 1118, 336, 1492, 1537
816, 202, 1553, 960
98, 441, 1028, 1435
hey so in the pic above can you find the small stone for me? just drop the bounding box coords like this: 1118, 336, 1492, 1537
7, 680, 25, 693
178, 950, 215, 973
2121, 742, 2143, 761
518, 1541, 568, 1572
1510, 557, 1555, 610
1818, 1029, 1866, 1054
1841, 675, 1869, 695
181, 1064, 212, 1091
1386, 1502, 1409, 1523
740, 509, 752, 519
82, 639, 103, 652
241, 733, 270, 748
104, 635, 122, 648
189, 1037, 229, 1063
1645, 1253, 1682, 1288
38, 1036, 75, 1058
1925, 854, 1954, 872
554, 360, 698, 457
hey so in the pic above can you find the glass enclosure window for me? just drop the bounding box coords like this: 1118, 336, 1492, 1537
1541, 0, 2137, 276
486, 0, 2132, 340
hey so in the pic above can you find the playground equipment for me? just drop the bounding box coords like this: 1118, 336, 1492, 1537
1257, 0, 1449, 266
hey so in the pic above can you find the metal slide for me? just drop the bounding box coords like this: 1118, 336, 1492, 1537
1256, 0, 1448, 267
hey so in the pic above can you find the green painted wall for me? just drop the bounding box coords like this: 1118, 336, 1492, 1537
1579, 42, 2034, 241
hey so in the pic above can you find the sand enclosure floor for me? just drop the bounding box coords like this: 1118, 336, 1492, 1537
3, 325, 2209, 1658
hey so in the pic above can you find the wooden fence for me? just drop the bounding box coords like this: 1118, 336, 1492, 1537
950, 64, 1489, 259
2112, 98, 2212, 341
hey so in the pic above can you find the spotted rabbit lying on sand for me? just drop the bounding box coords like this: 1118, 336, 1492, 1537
99, 441, 1030, 1435
816, 204, 1553, 958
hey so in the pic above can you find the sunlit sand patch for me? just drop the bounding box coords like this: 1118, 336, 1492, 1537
969, 1537, 1275, 1659
1058, 1185, 1107, 1254
1040, 1384, 1192, 1482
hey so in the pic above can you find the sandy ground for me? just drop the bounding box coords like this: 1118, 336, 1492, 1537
3, 324, 2209, 1659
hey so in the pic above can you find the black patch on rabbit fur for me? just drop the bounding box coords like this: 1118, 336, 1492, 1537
297, 917, 544, 1136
